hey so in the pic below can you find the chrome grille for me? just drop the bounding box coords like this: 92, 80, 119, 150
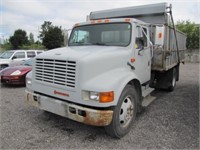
35, 59, 76, 88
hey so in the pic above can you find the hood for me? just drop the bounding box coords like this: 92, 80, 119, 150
0, 65, 32, 76
34, 45, 130, 86
36, 46, 128, 61
0, 59, 10, 65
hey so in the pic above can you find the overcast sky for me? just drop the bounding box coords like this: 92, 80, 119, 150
1, 0, 200, 41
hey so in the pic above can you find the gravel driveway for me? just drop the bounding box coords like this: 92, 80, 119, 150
0, 63, 199, 149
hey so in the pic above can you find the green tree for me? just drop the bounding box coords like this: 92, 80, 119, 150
40, 21, 64, 50
43, 26, 64, 49
9, 29, 28, 49
29, 32, 35, 44
39, 21, 53, 41
0, 39, 12, 50
176, 20, 199, 49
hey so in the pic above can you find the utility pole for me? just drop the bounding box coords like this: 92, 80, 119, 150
38, 26, 39, 49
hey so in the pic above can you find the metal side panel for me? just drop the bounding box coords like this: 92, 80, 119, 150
151, 48, 164, 71
90, 3, 168, 24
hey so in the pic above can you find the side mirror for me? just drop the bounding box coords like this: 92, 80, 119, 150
63, 30, 68, 46
136, 37, 144, 48
63, 29, 72, 46
136, 38, 145, 55
12, 56, 17, 60
138, 46, 145, 55
136, 26, 143, 38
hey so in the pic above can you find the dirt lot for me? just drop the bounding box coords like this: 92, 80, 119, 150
0, 63, 199, 149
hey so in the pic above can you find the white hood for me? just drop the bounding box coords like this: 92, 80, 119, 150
36, 46, 128, 61
0, 59, 10, 65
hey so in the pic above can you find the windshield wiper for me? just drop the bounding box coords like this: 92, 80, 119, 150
71, 42, 84, 45
91, 42, 108, 46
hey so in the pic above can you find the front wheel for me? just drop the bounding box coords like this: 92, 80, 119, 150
105, 85, 138, 138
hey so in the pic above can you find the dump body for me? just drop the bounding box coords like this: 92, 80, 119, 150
90, 3, 186, 71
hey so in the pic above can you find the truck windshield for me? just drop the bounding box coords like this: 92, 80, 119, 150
68, 23, 131, 47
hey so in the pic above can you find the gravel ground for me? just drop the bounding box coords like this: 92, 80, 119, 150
0, 63, 199, 149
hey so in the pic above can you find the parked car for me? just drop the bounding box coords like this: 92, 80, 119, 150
0, 58, 33, 85
0, 50, 43, 70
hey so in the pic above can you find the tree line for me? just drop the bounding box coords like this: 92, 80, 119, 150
1, 21, 64, 51
0, 20, 199, 51
176, 20, 199, 50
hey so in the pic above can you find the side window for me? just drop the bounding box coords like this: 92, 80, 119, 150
135, 27, 148, 49
27, 51, 36, 58
37, 51, 42, 55
142, 28, 147, 47
13, 52, 25, 59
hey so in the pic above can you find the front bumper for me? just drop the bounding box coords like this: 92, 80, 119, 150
25, 90, 113, 126
1, 75, 25, 85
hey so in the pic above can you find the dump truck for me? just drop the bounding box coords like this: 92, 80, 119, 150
25, 3, 186, 138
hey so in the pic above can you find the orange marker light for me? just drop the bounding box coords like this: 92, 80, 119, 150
105, 19, 110, 23
130, 58, 136, 63
125, 18, 131, 22
158, 33, 162, 38
97, 20, 102, 23
91, 20, 95, 24
100, 91, 114, 103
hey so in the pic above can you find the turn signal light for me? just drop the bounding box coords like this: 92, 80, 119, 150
100, 91, 114, 103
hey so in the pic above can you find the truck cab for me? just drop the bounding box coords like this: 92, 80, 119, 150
69, 18, 152, 84
26, 18, 150, 137
25, 3, 186, 138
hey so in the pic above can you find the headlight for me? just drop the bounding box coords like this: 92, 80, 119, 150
89, 91, 100, 101
26, 77, 32, 85
82, 91, 114, 103
10, 70, 21, 76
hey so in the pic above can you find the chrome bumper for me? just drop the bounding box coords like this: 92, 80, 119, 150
25, 90, 113, 126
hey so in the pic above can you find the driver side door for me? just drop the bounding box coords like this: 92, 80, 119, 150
134, 26, 151, 84
10, 52, 26, 66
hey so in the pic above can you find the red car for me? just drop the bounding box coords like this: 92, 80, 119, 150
0, 59, 32, 85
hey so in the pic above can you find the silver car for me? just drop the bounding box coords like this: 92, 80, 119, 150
0, 50, 44, 70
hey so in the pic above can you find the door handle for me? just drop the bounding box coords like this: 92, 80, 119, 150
127, 62, 135, 70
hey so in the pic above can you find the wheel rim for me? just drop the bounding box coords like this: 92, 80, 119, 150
119, 95, 134, 128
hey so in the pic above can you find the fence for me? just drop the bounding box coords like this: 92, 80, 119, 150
185, 50, 199, 63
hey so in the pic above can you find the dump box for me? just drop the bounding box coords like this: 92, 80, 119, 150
90, 3, 186, 71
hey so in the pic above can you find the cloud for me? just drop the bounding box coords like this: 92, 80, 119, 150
172, 1, 200, 23
1, 0, 199, 40
2, 0, 50, 17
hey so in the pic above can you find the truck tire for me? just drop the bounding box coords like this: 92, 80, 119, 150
105, 85, 137, 138
167, 67, 176, 92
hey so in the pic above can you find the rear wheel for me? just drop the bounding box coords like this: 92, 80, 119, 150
167, 67, 176, 92
105, 85, 138, 138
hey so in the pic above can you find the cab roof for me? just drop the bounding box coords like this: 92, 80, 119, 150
73, 18, 147, 27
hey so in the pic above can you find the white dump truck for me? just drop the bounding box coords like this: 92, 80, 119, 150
25, 3, 186, 138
